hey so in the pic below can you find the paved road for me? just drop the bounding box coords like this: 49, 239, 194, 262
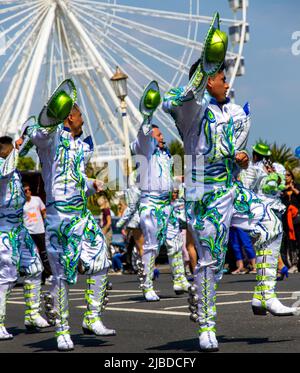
1, 269, 300, 353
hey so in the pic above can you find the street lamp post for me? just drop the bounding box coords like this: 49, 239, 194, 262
110, 66, 133, 180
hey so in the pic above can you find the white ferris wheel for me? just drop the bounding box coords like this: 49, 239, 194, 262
0, 0, 249, 163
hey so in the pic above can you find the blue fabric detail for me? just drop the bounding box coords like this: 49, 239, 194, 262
83, 136, 94, 151
243, 102, 250, 116
62, 126, 83, 139
210, 96, 230, 106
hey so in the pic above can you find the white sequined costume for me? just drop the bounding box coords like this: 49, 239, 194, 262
0, 148, 46, 339
23, 123, 113, 348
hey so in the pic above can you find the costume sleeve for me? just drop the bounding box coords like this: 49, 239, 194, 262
239, 163, 258, 190
117, 191, 140, 229
22, 121, 59, 149
0, 148, 18, 180
231, 102, 251, 153
85, 178, 96, 197
130, 121, 157, 158
162, 66, 210, 139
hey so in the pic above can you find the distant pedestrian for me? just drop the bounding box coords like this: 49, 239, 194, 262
23, 183, 52, 284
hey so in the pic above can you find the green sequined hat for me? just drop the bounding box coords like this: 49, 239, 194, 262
252, 143, 272, 157
201, 12, 228, 76
139, 80, 161, 118
38, 79, 77, 127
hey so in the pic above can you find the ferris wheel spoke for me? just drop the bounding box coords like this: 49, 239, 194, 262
72, 0, 239, 26
0, 2, 44, 27
1, 5, 45, 44
98, 40, 170, 93
0, 30, 42, 132
10, 3, 57, 130
79, 17, 171, 90
73, 2, 204, 51
74, 7, 190, 75
0, 5, 48, 83
0, 1, 42, 15
79, 75, 115, 142
0, 6, 48, 70
74, 3, 238, 59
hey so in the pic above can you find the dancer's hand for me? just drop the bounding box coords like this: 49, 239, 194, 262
15, 137, 23, 150
93, 179, 104, 192
235, 151, 249, 169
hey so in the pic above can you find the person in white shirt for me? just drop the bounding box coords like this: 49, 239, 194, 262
23, 183, 52, 284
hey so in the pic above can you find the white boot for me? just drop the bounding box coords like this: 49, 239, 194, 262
0, 283, 13, 340
166, 231, 190, 295
143, 289, 160, 302
82, 318, 116, 336
24, 273, 50, 331
82, 270, 116, 336
252, 297, 297, 316
25, 314, 50, 330
0, 326, 13, 341
173, 279, 191, 295
253, 234, 296, 317
141, 249, 159, 301
199, 331, 219, 352
194, 265, 219, 352
57, 333, 74, 351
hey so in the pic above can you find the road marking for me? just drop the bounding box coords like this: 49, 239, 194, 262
164, 297, 296, 309
76, 305, 189, 317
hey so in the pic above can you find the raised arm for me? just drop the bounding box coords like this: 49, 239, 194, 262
130, 121, 157, 158
162, 84, 211, 140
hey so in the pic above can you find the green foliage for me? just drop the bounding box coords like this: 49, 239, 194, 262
17, 156, 36, 171
168, 139, 184, 161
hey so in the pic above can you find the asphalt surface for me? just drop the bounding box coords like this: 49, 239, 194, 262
1, 268, 300, 353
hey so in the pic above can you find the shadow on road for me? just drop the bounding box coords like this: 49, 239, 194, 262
144, 335, 292, 353
218, 335, 292, 345
145, 338, 198, 352
24, 333, 115, 352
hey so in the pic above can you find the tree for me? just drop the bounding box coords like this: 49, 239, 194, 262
17, 156, 36, 171
168, 139, 184, 161
168, 139, 184, 177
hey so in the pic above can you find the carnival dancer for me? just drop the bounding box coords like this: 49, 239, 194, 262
117, 181, 188, 294
17, 80, 115, 351
240, 142, 286, 214
240, 143, 288, 279
0, 133, 49, 340
163, 13, 297, 352
130, 82, 190, 302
